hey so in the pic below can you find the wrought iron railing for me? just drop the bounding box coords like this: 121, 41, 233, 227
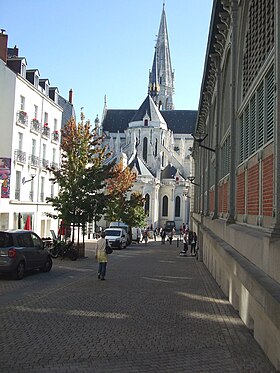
30, 119, 41, 132
14, 149, 27, 164
28, 154, 40, 167
16, 110, 28, 126
42, 126, 50, 138
41, 158, 49, 169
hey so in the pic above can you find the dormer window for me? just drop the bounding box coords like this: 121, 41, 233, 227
34, 74, 39, 88
144, 119, 148, 126
21, 61, 26, 78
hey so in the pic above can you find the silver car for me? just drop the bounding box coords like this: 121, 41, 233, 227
0, 230, 52, 280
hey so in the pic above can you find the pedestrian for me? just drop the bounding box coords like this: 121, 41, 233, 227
168, 230, 173, 245
143, 229, 148, 244
183, 232, 188, 254
190, 232, 197, 256
161, 229, 166, 244
95, 232, 108, 280
153, 228, 157, 241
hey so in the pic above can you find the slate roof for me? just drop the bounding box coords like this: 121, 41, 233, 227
128, 154, 154, 177
161, 164, 177, 179
130, 95, 166, 123
102, 108, 197, 134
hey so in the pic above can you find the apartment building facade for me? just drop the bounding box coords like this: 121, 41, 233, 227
0, 32, 69, 237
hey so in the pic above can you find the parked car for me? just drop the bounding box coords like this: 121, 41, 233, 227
0, 230, 52, 280
104, 228, 127, 249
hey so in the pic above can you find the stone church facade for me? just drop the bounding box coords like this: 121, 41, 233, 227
98, 5, 197, 230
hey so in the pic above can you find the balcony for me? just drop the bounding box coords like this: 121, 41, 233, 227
14, 149, 27, 164
16, 110, 28, 127
30, 118, 41, 133
51, 131, 59, 142
42, 124, 50, 138
41, 158, 49, 169
28, 154, 40, 168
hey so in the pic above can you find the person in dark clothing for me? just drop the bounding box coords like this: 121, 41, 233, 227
161, 229, 166, 244
190, 232, 197, 256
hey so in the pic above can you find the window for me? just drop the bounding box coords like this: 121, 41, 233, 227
32, 139, 36, 156
34, 75, 39, 88
21, 62, 26, 78
144, 119, 148, 126
155, 139, 158, 157
238, 66, 275, 164
175, 196, 181, 217
20, 96, 25, 110
40, 177, 45, 202
44, 112, 48, 126
15, 171, 21, 200
162, 196, 168, 217
144, 194, 150, 215
18, 132, 23, 151
42, 144, 46, 160
34, 105, 38, 119
52, 148, 56, 163
143, 137, 148, 162
30, 179, 34, 202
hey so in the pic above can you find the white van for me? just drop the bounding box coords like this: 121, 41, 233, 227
109, 222, 131, 245
104, 228, 127, 249
131, 227, 142, 243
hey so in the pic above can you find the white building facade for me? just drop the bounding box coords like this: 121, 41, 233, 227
0, 33, 67, 237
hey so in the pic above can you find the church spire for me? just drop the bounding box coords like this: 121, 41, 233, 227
149, 46, 160, 102
149, 3, 174, 110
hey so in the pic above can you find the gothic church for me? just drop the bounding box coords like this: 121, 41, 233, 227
99, 4, 197, 230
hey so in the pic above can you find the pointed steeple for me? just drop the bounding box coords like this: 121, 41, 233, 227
149, 46, 160, 102
149, 3, 174, 110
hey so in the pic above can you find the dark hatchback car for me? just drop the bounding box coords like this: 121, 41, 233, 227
0, 230, 52, 280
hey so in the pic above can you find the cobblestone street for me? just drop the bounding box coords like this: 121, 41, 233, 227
0, 239, 276, 372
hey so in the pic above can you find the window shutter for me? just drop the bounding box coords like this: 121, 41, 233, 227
266, 68, 274, 142
257, 83, 264, 148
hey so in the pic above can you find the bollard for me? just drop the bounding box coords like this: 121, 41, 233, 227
177, 238, 179, 248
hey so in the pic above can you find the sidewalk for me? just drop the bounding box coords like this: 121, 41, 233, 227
0, 239, 276, 372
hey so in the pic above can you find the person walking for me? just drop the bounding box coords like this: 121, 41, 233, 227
190, 232, 197, 256
95, 232, 108, 280
183, 232, 188, 254
161, 229, 166, 244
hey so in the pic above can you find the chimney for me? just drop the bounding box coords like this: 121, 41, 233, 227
0, 30, 8, 63
69, 89, 73, 103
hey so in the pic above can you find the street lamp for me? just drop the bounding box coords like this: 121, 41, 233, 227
191, 133, 215, 152
187, 176, 200, 187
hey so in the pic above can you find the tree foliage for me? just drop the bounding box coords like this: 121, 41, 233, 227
47, 113, 111, 238
104, 161, 146, 227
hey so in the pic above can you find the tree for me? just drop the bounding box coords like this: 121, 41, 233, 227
104, 161, 146, 227
47, 113, 111, 242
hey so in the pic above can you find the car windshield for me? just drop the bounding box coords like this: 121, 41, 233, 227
0, 233, 13, 248
105, 230, 121, 237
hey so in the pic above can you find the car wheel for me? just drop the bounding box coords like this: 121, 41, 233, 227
41, 257, 53, 272
122, 241, 126, 249
12, 261, 25, 280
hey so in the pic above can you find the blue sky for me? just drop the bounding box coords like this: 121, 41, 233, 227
1, 0, 213, 123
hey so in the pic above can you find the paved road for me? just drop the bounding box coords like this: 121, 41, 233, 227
0, 239, 276, 372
